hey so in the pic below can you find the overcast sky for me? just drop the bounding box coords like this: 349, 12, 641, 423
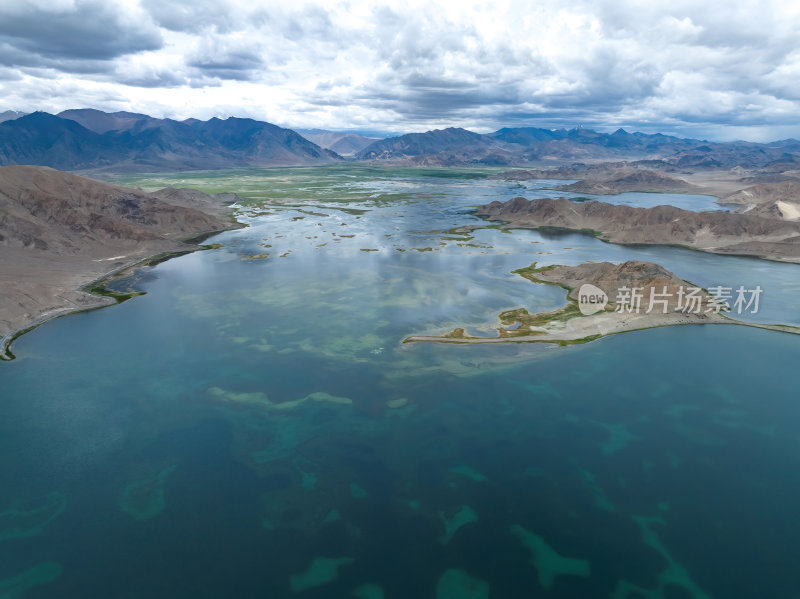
1, 0, 799, 140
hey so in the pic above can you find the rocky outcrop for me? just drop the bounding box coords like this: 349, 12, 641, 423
534, 261, 702, 309
720, 181, 800, 220
0, 166, 232, 252
494, 162, 696, 192
476, 196, 800, 263
554, 168, 698, 194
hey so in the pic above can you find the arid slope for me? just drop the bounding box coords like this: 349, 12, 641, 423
476, 196, 800, 263
0, 166, 240, 356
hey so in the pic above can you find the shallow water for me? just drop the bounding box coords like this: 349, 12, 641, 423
1, 166, 798, 598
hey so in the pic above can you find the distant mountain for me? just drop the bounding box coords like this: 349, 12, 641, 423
665, 142, 800, 169
487, 127, 703, 161
0, 111, 26, 124
355, 126, 695, 165
57, 109, 159, 133
491, 127, 569, 144
4, 109, 800, 170
356, 127, 518, 165
0, 110, 342, 172
356, 125, 800, 167
0, 112, 117, 170
296, 129, 380, 156
190, 117, 340, 165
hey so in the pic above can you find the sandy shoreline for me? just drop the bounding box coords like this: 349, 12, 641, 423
404, 313, 800, 346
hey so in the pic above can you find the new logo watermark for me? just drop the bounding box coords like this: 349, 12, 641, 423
578, 284, 608, 315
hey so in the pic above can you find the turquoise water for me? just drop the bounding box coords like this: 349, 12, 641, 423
1, 167, 798, 598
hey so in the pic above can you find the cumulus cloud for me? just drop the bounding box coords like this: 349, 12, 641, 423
0, 0, 799, 140
186, 37, 266, 82
0, 0, 162, 73
141, 0, 246, 33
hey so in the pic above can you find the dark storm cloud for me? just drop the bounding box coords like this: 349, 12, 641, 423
0, 1, 162, 71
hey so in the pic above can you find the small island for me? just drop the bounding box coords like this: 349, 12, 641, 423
405, 260, 800, 346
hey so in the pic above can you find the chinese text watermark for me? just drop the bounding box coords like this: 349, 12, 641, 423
578, 284, 764, 316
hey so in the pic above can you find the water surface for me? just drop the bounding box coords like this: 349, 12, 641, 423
1, 166, 798, 598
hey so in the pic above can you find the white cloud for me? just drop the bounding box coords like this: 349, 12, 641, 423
0, 0, 799, 139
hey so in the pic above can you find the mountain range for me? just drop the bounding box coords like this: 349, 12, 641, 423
0, 109, 341, 172
1, 109, 800, 171
356, 127, 800, 168
0, 111, 27, 124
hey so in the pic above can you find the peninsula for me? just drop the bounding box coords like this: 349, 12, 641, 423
475, 197, 800, 263
404, 261, 799, 346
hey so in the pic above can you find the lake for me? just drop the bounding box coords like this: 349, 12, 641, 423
1, 166, 798, 598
